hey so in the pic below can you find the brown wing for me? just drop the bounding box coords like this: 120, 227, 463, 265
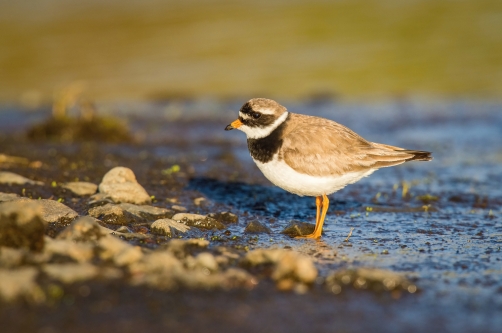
281, 114, 432, 177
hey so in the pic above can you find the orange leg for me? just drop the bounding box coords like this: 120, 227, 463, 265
296, 194, 330, 239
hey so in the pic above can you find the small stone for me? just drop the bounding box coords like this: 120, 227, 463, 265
193, 197, 206, 206
171, 205, 187, 212
0, 192, 20, 202
172, 213, 225, 230
98, 235, 143, 266
0, 201, 45, 251
0, 154, 29, 165
44, 237, 94, 263
62, 182, 98, 196
89, 203, 172, 224
208, 212, 238, 224
129, 251, 184, 289
118, 203, 172, 221
162, 239, 209, 258
195, 252, 219, 272
244, 220, 271, 234
324, 268, 416, 293
15, 198, 78, 224
0, 267, 41, 302
115, 226, 133, 233
243, 249, 317, 285
88, 203, 139, 225
0, 171, 44, 185
0, 247, 26, 268
57, 216, 107, 242
98, 167, 151, 204
151, 218, 190, 236
43, 263, 99, 284
280, 220, 315, 237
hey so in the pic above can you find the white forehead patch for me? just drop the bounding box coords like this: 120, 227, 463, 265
256, 108, 276, 115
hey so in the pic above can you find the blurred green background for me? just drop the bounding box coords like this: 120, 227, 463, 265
0, 0, 501, 105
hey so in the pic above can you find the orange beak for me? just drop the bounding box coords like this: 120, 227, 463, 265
225, 118, 243, 131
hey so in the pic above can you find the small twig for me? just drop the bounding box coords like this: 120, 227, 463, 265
344, 227, 355, 242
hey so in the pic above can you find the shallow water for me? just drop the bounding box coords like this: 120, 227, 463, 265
1, 99, 502, 332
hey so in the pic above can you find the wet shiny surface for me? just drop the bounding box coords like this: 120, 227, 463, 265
1, 99, 502, 332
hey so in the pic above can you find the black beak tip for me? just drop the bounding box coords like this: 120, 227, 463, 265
225, 124, 234, 131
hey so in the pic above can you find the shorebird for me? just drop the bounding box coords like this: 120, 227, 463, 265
225, 98, 432, 239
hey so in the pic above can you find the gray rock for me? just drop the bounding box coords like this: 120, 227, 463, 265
208, 211, 238, 224
0, 192, 20, 202
0, 247, 26, 268
88, 203, 140, 225
0, 267, 42, 302
172, 213, 225, 230
0, 171, 44, 186
98, 235, 143, 266
57, 216, 108, 242
62, 182, 98, 196
244, 220, 271, 234
194, 252, 219, 272
162, 239, 209, 258
280, 220, 315, 237
89, 203, 172, 225
115, 226, 133, 233
129, 251, 184, 289
98, 167, 151, 205
193, 197, 206, 206
43, 263, 99, 284
242, 249, 317, 285
0, 201, 45, 251
44, 237, 94, 263
15, 198, 78, 224
0, 154, 29, 165
171, 205, 187, 212
151, 218, 190, 236
324, 268, 417, 294
118, 203, 172, 221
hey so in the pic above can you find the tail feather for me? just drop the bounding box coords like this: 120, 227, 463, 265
368, 142, 433, 169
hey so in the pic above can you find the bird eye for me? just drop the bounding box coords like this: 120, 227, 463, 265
252, 112, 261, 119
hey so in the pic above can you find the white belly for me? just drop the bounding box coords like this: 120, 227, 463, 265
253, 155, 375, 197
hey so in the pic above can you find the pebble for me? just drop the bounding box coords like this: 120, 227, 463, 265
57, 216, 108, 242
118, 203, 172, 220
15, 198, 79, 224
244, 220, 271, 234
0, 192, 20, 202
172, 213, 225, 230
171, 205, 187, 212
0, 267, 42, 302
98, 235, 143, 266
89, 203, 172, 225
325, 268, 417, 294
0, 171, 44, 186
88, 203, 139, 225
195, 252, 219, 271
44, 237, 94, 263
151, 218, 190, 236
0, 247, 26, 268
280, 220, 315, 237
62, 181, 98, 196
193, 197, 206, 206
43, 263, 99, 284
98, 167, 151, 205
129, 251, 184, 289
243, 249, 317, 285
0, 200, 45, 251
207, 211, 238, 224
